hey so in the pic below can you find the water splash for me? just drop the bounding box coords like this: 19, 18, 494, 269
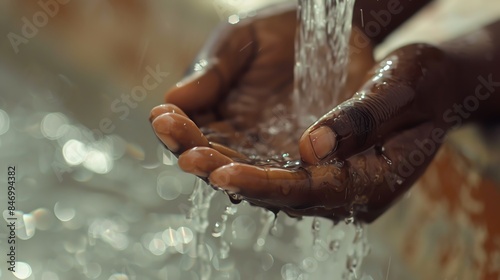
212, 204, 238, 259
312, 217, 321, 244
188, 179, 217, 280
253, 209, 276, 252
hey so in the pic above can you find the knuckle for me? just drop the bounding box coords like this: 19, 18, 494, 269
343, 104, 376, 145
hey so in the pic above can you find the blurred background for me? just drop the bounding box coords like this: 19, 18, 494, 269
0, 0, 499, 279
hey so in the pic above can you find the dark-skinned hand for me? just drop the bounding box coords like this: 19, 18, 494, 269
150, 3, 500, 222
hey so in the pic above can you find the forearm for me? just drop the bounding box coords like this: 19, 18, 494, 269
440, 19, 500, 124
352, 0, 432, 44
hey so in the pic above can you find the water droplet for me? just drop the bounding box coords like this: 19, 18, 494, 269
346, 253, 359, 275
256, 238, 265, 247
301, 257, 318, 273
218, 240, 230, 259
353, 224, 364, 244
381, 153, 392, 165
271, 214, 280, 236
212, 222, 224, 238
227, 192, 243, 204
193, 59, 208, 72
311, 217, 321, 244
261, 253, 274, 271
344, 207, 355, 224
281, 263, 300, 280
313, 240, 330, 261
254, 210, 275, 251
224, 205, 238, 215
329, 240, 341, 252
312, 218, 320, 231
228, 14, 240, 25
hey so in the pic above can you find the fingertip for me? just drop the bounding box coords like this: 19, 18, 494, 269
179, 147, 233, 177
209, 163, 241, 193
299, 132, 317, 164
299, 126, 337, 164
151, 113, 179, 152
149, 104, 188, 122
151, 113, 174, 134
177, 151, 197, 175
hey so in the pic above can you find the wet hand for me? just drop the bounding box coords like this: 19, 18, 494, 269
149, 4, 449, 223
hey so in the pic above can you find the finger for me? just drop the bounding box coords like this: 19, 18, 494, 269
209, 142, 247, 160
149, 104, 188, 122
178, 147, 234, 177
165, 66, 225, 113
151, 111, 247, 160
208, 163, 350, 210
209, 163, 308, 207
165, 22, 256, 114
299, 50, 435, 164
151, 113, 209, 154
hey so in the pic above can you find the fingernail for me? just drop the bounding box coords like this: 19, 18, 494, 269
309, 126, 337, 160
209, 165, 240, 192
149, 107, 165, 122
178, 153, 196, 172
152, 115, 179, 152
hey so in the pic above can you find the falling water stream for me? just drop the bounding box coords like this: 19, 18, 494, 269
294, 0, 355, 129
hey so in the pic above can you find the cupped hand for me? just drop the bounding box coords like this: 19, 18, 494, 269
152, 3, 374, 157
150, 4, 457, 222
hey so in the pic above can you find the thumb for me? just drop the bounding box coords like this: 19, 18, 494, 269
299, 64, 427, 164
165, 22, 256, 114
299, 86, 417, 164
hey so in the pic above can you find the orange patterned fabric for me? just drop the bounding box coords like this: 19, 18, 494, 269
374, 144, 500, 279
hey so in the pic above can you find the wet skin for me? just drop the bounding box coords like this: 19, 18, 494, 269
150, 3, 500, 223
